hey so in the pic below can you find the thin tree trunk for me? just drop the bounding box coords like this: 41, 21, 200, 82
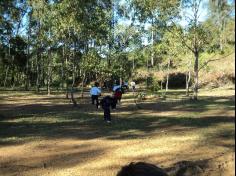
133, 57, 135, 70
4, 42, 11, 88
25, 54, 29, 90
25, 11, 32, 91
47, 51, 51, 96
71, 86, 77, 107
61, 45, 65, 90
81, 74, 86, 98
4, 66, 9, 88
166, 59, 171, 92
70, 39, 78, 106
65, 47, 69, 99
193, 51, 199, 100
36, 53, 40, 92
186, 71, 191, 96
186, 72, 189, 96
151, 17, 154, 67
11, 67, 15, 89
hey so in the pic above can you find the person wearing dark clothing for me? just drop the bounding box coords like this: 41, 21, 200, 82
117, 162, 168, 176
100, 96, 114, 123
112, 84, 123, 109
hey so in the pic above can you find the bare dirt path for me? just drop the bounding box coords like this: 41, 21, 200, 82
0, 88, 235, 176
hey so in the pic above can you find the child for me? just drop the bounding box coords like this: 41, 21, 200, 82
130, 81, 136, 91
90, 82, 101, 109
100, 96, 114, 123
112, 82, 123, 109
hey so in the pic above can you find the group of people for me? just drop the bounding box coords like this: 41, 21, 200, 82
90, 81, 136, 123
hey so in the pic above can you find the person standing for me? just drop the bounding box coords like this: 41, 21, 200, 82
112, 81, 123, 109
130, 81, 136, 91
100, 96, 114, 123
90, 82, 101, 109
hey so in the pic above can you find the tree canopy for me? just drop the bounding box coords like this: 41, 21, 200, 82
0, 0, 235, 99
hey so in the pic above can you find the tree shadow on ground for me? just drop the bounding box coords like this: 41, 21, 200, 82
0, 92, 234, 176
131, 95, 235, 113
0, 143, 109, 175
0, 111, 234, 145
0, 94, 234, 145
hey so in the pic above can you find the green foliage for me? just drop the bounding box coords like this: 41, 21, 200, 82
0, 0, 234, 90
145, 74, 160, 93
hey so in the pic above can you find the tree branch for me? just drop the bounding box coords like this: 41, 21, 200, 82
199, 52, 234, 71
165, 21, 195, 53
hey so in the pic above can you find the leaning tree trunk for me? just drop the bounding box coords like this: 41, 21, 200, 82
193, 51, 199, 100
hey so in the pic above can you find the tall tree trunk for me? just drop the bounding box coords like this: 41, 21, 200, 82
186, 71, 191, 96
36, 53, 40, 93
25, 11, 32, 91
70, 39, 77, 107
151, 17, 154, 67
4, 66, 9, 88
11, 56, 15, 89
65, 46, 69, 99
81, 73, 86, 98
71, 77, 77, 107
61, 62, 64, 90
166, 59, 171, 92
193, 51, 199, 100
11, 67, 15, 89
71, 89, 77, 107
61, 45, 65, 90
25, 54, 30, 91
47, 50, 51, 96
133, 57, 135, 70
4, 42, 11, 88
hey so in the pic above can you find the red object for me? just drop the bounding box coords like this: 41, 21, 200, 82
114, 92, 122, 98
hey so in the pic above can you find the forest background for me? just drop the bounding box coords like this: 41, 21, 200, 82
0, 0, 235, 100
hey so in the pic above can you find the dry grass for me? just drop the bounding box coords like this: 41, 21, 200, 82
0, 87, 235, 176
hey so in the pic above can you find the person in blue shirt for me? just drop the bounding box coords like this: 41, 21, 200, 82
90, 82, 101, 109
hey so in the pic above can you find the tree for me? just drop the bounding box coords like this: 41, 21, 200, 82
208, 0, 234, 52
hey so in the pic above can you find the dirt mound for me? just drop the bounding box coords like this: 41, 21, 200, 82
167, 153, 235, 176
167, 160, 205, 176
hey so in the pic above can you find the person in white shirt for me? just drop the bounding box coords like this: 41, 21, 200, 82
130, 81, 136, 91
90, 82, 101, 109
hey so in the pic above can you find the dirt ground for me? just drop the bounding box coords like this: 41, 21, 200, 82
0, 87, 235, 176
